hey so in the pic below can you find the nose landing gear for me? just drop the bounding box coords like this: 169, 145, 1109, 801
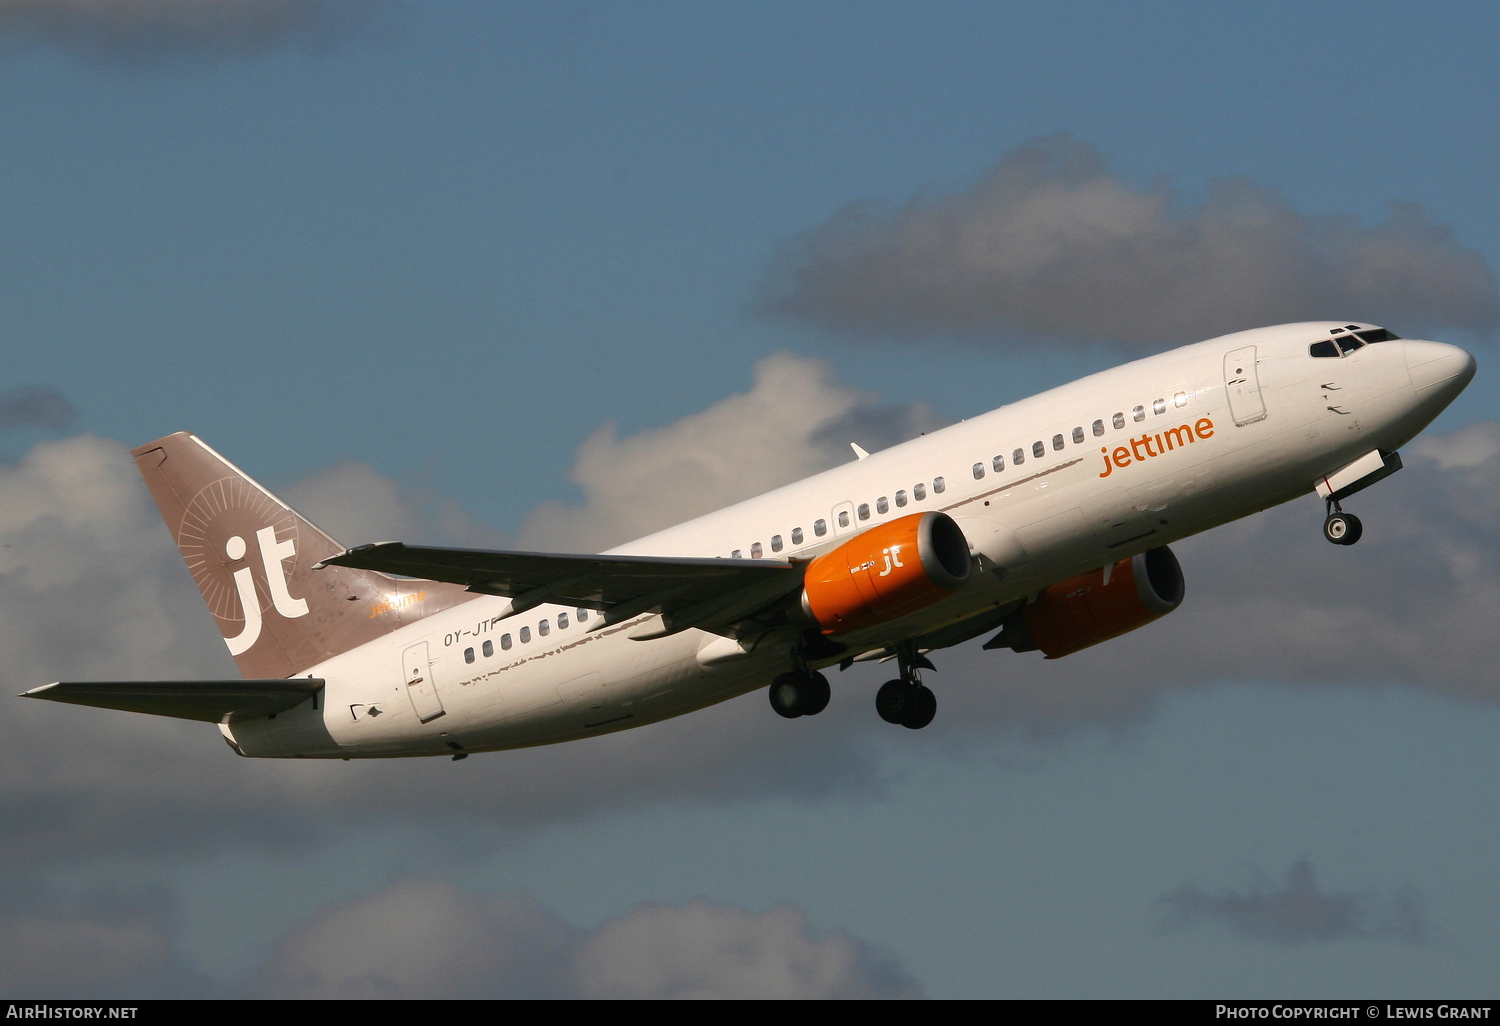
875, 640, 937, 730
1322, 499, 1363, 546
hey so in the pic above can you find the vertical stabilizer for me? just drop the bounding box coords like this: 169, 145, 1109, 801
132, 432, 476, 679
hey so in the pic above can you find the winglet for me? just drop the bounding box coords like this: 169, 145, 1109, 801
850, 442, 870, 460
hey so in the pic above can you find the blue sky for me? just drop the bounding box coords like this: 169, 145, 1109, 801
2, 0, 1499, 998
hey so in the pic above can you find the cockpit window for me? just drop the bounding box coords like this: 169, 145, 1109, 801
1336, 335, 1363, 354
1309, 340, 1338, 358
1355, 328, 1400, 343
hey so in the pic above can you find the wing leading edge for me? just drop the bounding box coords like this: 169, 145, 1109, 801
20, 679, 324, 723
317, 543, 804, 638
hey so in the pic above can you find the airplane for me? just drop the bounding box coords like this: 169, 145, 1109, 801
21, 322, 1475, 759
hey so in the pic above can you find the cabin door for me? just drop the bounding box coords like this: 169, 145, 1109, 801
402, 641, 446, 724
1224, 346, 1268, 426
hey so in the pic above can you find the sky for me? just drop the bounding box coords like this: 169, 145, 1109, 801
2, 0, 1500, 998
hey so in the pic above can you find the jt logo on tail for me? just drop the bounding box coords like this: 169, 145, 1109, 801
223, 527, 309, 655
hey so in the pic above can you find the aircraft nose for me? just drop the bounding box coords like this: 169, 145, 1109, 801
1405, 340, 1477, 405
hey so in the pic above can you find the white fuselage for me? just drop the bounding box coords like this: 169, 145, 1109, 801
226, 323, 1474, 758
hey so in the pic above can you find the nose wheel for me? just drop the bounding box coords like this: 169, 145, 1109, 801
1323, 500, 1363, 546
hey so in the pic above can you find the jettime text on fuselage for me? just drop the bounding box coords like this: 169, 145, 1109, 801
1099, 417, 1215, 478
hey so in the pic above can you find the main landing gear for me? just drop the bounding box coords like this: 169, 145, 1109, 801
768, 669, 831, 719
875, 640, 937, 730
1322, 499, 1363, 546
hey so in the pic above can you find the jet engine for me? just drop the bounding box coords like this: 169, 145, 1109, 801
798, 512, 971, 634
991, 546, 1184, 659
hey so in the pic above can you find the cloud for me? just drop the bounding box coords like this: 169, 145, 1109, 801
516, 352, 941, 552
1158, 860, 1424, 946
260, 879, 922, 999
261, 880, 574, 999
0, 877, 217, 998
574, 899, 921, 999
0, 0, 389, 65
756, 134, 1498, 350
0, 386, 75, 433
279, 460, 508, 550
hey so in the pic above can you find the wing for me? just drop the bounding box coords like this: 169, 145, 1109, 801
20, 679, 324, 723
317, 543, 804, 638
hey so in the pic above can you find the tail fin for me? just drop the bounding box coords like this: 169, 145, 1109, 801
132, 432, 477, 679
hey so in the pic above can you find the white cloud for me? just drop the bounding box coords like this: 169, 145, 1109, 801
261, 880, 573, 999
516, 352, 939, 552
575, 899, 921, 999
757, 134, 1498, 349
260, 881, 922, 999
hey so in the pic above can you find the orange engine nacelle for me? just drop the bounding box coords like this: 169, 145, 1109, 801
997, 546, 1184, 659
798, 512, 971, 634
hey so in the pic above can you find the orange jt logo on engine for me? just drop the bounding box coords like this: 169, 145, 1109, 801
1098, 418, 1215, 478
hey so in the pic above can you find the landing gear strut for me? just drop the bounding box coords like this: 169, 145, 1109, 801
875, 640, 937, 730
1322, 498, 1363, 546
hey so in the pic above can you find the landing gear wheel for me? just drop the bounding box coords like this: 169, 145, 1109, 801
1323, 512, 1363, 546
876, 679, 920, 725
801, 672, 831, 716
901, 685, 936, 730
769, 671, 831, 719
769, 673, 805, 719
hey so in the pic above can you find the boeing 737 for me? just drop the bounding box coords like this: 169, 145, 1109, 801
22, 322, 1476, 759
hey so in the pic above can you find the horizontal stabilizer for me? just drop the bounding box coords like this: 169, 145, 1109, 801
20, 679, 324, 724
319, 543, 798, 624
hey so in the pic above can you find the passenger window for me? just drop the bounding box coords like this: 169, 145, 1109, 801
972, 463, 985, 480
1072, 426, 1084, 444
932, 477, 946, 494
894, 491, 907, 508
857, 504, 870, 520
1032, 441, 1044, 459
814, 519, 828, 536
791, 527, 804, 544
992, 454, 1005, 473
1132, 406, 1145, 422
1093, 419, 1104, 436
538, 619, 550, 637
482, 639, 493, 657
1012, 447, 1025, 465
751, 542, 763, 558
519, 627, 531, 644
1052, 434, 1064, 451
876, 496, 889, 514
1113, 412, 1125, 429
771, 535, 783, 552
501, 633, 513, 650
838, 511, 850, 528
577, 608, 588, 623
913, 483, 926, 501
731, 549, 742, 559
1152, 398, 1166, 415
558, 612, 569, 629
1174, 392, 1188, 408
1309, 340, 1338, 358
464, 647, 475, 664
